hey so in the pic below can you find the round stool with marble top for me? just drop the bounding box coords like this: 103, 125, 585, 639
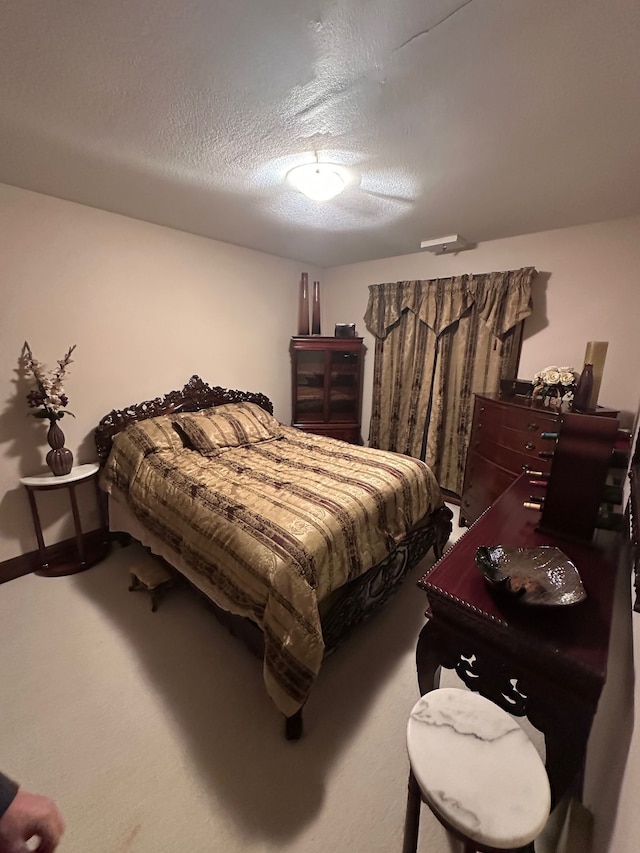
403, 688, 551, 853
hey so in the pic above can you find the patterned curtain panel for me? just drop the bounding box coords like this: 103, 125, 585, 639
365, 268, 536, 494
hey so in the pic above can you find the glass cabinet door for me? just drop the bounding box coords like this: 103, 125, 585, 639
291, 336, 363, 442
328, 350, 360, 422
294, 349, 325, 422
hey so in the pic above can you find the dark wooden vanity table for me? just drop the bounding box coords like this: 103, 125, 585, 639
416, 472, 621, 806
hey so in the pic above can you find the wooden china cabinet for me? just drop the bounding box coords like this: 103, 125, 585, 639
290, 336, 364, 444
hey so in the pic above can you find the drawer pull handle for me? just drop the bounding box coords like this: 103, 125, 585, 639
528, 422, 539, 431
524, 442, 535, 451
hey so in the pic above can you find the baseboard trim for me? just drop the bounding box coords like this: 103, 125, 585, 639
0, 529, 110, 584
0, 552, 33, 584
441, 488, 461, 506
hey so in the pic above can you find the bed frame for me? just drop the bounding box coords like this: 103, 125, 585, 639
95, 375, 274, 463
95, 376, 453, 738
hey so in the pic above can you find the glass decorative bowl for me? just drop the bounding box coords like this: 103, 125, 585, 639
475, 545, 587, 607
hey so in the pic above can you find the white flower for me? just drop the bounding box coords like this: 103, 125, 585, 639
532, 363, 577, 400
22, 342, 76, 418
558, 369, 576, 386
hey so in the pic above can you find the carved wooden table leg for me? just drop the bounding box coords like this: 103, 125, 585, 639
25, 486, 48, 569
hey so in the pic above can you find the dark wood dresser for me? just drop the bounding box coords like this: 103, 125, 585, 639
460, 393, 618, 526
290, 336, 364, 443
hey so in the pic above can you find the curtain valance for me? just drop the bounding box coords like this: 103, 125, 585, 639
364, 267, 536, 341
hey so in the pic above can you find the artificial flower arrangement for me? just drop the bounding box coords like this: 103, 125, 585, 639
532, 365, 578, 402
22, 341, 77, 421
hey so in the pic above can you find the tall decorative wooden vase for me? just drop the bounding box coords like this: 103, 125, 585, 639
298, 272, 310, 335
312, 280, 321, 335
46, 420, 73, 476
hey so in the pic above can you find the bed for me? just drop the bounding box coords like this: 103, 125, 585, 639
95, 376, 452, 737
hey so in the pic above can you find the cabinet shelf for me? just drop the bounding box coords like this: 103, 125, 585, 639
296, 388, 324, 400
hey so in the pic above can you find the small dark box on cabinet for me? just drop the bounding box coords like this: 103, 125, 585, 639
499, 378, 533, 398
335, 323, 356, 338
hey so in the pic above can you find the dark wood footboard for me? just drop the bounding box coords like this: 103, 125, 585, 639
320, 504, 453, 656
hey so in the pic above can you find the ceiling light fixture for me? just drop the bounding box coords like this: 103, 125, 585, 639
287, 163, 347, 201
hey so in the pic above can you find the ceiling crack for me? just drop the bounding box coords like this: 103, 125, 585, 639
288, 0, 476, 123
394, 0, 475, 53
293, 81, 354, 121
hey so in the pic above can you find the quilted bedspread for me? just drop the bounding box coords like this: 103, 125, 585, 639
100, 420, 443, 716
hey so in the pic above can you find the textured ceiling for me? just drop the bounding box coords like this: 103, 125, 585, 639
2, 0, 640, 267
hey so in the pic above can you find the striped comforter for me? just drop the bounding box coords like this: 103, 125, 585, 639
100, 422, 443, 716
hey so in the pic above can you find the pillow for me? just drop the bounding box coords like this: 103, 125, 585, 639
174, 402, 283, 456
123, 414, 186, 456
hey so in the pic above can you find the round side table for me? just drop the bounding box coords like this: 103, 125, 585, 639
20, 463, 109, 576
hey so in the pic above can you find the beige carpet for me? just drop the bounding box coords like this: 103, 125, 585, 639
0, 511, 637, 853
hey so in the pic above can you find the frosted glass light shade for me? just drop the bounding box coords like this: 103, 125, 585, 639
287, 163, 346, 201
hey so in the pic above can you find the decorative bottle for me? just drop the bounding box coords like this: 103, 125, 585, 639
572, 363, 594, 413
298, 272, 310, 335
312, 280, 321, 335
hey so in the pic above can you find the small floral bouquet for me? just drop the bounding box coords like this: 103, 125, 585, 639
532, 365, 578, 402
22, 341, 77, 421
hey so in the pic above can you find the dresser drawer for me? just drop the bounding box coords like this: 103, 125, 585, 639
473, 400, 558, 435
500, 424, 554, 456
460, 451, 515, 525
473, 422, 556, 458
474, 437, 554, 476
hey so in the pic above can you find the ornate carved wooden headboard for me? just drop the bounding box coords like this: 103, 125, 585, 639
94, 375, 274, 463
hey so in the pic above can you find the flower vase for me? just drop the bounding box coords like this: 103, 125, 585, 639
572, 363, 594, 413
46, 420, 73, 476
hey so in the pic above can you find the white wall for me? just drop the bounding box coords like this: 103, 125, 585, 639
322, 216, 640, 445
3, 183, 640, 565
0, 184, 318, 562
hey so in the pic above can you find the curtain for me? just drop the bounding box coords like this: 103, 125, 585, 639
365, 268, 536, 494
